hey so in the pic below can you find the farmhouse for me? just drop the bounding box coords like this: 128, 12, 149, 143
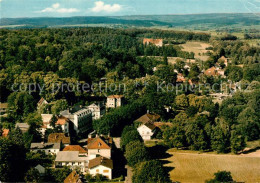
137, 123, 157, 141
143, 38, 163, 47
89, 156, 113, 180
106, 95, 124, 108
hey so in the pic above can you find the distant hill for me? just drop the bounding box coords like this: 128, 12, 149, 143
0, 13, 259, 30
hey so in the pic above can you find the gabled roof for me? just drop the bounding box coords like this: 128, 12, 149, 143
48, 133, 71, 144
143, 123, 157, 131
89, 156, 113, 169
55, 151, 86, 162
135, 113, 160, 124
64, 170, 82, 183
38, 97, 48, 105
56, 116, 69, 125
41, 114, 53, 123
63, 145, 87, 154
204, 66, 220, 77
30, 143, 60, 150
87, 137, 111, 149
107, 95, 124, 99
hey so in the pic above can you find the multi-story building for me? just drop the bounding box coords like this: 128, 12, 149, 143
87, 136, 112, 160
87, 102, 105, 120
106, 95, 124, 108
60, 106, 92, 134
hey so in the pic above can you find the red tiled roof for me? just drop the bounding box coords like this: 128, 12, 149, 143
63, 145, 87, 154
56, 116, 69, 125
48, 133, 70, 144
89, 156, 113, 169
204, 67, 220, 77
107, 95, 124, 99
87, 137, 111, 149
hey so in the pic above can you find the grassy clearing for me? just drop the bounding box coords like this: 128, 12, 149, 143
164, 150, 260, 183
180, 41, 212, 61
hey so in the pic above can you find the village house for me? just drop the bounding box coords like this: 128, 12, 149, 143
87, 102, 106, 120
48, 133, 71, 146
86, 136, 112, 160
106, 95, 124, 108
137, 122, 157, 141
64, 170, 83, 183
60, 106, 92, 134
63, 145, 88, 157
55, 151, 88, 173
143, 38, 163, 47
30, 142, 60, 155
40, 115, 70, 135
204, 66, 224, 77
37, 97, 48, 109
15, 123, 30, 133
89, 156, 113, 180
0, 103, 8, 117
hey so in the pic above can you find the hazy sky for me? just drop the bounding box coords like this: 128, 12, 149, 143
0, 0, 259, 18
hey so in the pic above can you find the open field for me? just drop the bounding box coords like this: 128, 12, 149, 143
164, 150, 260, 183
180, 41, 212, 61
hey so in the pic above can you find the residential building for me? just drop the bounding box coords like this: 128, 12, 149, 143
137, 123, 157, 141
64, 170, 83, 183
30, 142, 60, 155
55, 151, 88, 173
37, 97, 48, 109
204, 66, 225, 77
40, 114, 53, 135
48, 133, 71, 146
87, 102, 105, 120
0, 103, 8, 116
143, 38, 163, 47
63, 145, 88, 157
106, 95, 124, 108
56, 116, 70, 134
15, 123, 29, 133
87, 136, 111, 160
89, 156, 113, 180
60, 106, 92, 134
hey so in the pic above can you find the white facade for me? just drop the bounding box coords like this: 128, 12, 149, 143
87, 103, 105, 120
88, 149, 111, 160
60, 108, 92, 134
89, 165, 112, 180
106, 96, 123, 108
137, 125, 154, 141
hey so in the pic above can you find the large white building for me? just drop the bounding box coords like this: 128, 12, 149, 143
137, 123, 157, 141
60, 106, 92, 134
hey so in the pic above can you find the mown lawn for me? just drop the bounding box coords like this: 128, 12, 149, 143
164, 150, 260, 183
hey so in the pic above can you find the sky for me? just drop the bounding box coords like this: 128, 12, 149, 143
0, 0, 259, 18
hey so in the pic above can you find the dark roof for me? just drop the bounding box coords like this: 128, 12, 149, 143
144, 123, 157, 131
135, 113, 160, 124
30, 143, 60, 150
48, 133, 71, 144
87, 137, 111, 149
89, 156, 113, 169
